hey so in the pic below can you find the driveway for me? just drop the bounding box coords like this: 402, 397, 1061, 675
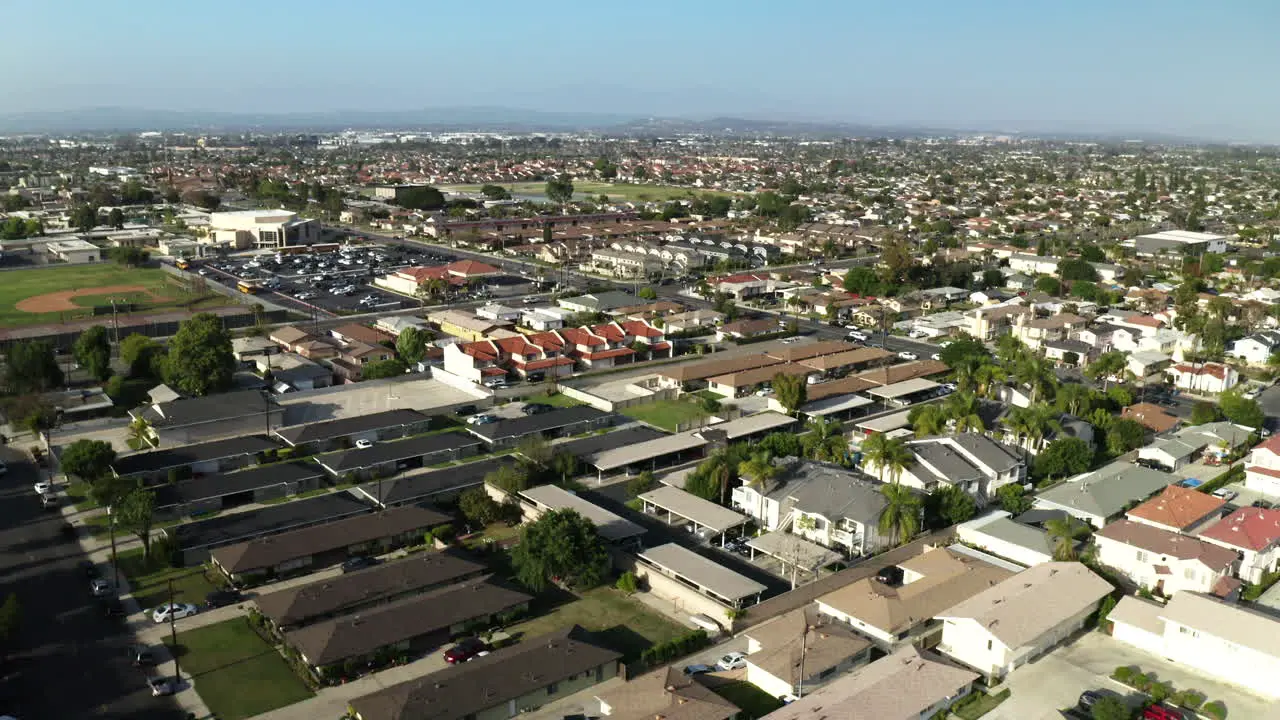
991, 631, 1274, 720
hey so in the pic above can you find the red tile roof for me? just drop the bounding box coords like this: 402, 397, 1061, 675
591, 322, 627, 342
580, 347, 635, 361
1252, 434, 1280, 456
1171, 362, 1230, 380
1200, 507, 1280, 551
521, 357, 574, 371
1247, 465, 1280, 480
560, 327, 606, 347
1126, 485, 1226, 530
446, 259, 500, 277
621, 320, 664, 338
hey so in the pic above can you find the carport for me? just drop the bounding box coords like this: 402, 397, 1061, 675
853, 409, 913, 437
637, 543, 766, 609
866, 378, 940, 407
638, 484, 749, 545
799, 393, 875, 420
588, 431, 709, 479
746, 530, 843, 588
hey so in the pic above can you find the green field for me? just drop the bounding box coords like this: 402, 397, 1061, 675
115, 546, 219, 609
439, 181, 737, 202
172, 618, 314, 720
0, 263, 232, 327
621, 398, 710, 431
505, 587, 686, 662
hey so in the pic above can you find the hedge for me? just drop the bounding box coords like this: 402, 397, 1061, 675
638, 629, 709, 668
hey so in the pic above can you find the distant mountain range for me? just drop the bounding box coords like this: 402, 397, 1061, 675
0, 105, 1223, 144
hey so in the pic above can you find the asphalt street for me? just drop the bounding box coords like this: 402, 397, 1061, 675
0, 446, 186, 720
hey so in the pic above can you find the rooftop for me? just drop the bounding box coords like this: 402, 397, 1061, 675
638, 484, 748, 534
153, 461, 323, 509
1035, 462, 1173, 519
1199, 506, 1280, 551
170, 491, 372, 552
1097, 520, 1237, 571
744, 606, 871, 689
112, 435, 280, 476
1125, 485, 1226, 531
519, 485, 645, 541
274, 409, 429, 446
316, 432, 483, 474
141, 389, 279, 428
637, 543, 766, 603
595, 666, 738, 720
358, 457, 504, 507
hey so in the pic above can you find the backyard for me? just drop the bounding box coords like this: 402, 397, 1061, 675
708, 680, 786, 719
171, 617, 314, 720
504, 586, 686, 662
621, 398, 709, 431
115, 546, 219, 610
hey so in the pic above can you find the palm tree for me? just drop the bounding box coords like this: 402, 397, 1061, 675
878, 484, 922, 547
1055, 382, 1093, 417
908, 404, 947, 437
737, 451, 777, 490
953, 356, 987, 395
1004, 404, 1060, 452
700, 448, 737, 506
996, 335, 1029, 367
803, 417, 847, 463
1045, 515, 1091, 560
975, 362, 1008, 399
944, 391, 985, 433
1015, 356, 1058, 404
863, 433, 912, 484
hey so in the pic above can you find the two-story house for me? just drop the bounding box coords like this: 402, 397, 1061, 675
862, 435, 1025, 505
1009, 313, 1086, 351
1228, 330, 1280, 365
1199, 507, 1280, 584
443, 332, 577, 384
731, 459, 889, 557
1166, 362, 1240, 394
1245, 435, 1280, 498
1124, 485, 1227, 534
1095, 519, 1239, 598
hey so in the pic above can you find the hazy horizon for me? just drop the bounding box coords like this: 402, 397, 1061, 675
4, 0, 1279, 142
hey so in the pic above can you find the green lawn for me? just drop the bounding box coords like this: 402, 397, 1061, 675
621, 399, 710, 431
953, 689, 1011, 720
529, 392, 585, 408
462, 522, 522, 550
0, 263, 230, 327
505, 587, 686, 662
710, 680, 786, 719
438, 181, 737, 202
115, 547, 219, 609
172, 617, 314, 720
66, 480, 98, 511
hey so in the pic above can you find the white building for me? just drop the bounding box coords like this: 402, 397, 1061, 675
1094, 520, 1238, 598
743, 607, 872, 701
1134, 230, 1229, 257
207, 209, 319, 250
1245, 435, 1280, 498
1197, 507, 1280, 584
955, 512, 1054, 567
1165, 362, 1239, 394
1228, 331, 1280, 365
45, 238, 101, 263
862, 435, 1025, 505
1006, 253, 1061, 275
1110, 592, 1280, 699
935, 562, 1113, 682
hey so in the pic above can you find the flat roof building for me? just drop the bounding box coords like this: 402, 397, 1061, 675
153, 461, 326, 517
518, 484, 645, 545
208, 208, 319, 250
112, 435, 280, 483
637, 543, 766, 609
274, 409, 432, 450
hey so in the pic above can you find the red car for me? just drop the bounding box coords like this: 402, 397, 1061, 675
1143, 705, 1184, 720
443, 637, 488, 664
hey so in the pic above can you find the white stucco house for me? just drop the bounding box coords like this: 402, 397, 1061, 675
1110, 592, 1280, 699
1228, 330, 1280, 365
1166, 362, 1239, 394
955, 511, 1054, 567
1197, 507, 1280, 584
742, 607, 872, 701
934, 562, 1113, 682
1245, 435, 1280, 498
1094, 520, 1239, 599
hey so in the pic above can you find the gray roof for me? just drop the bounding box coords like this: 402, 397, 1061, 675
153, 461, 324, 509
766, 459, 888, 526
113, 435, 280, 476
1035, 462, 1172, 519
142, 389, 279, 428
274, 409, 430, 446
359, 458, 504, 507
950, 434, 1021, 473
967, 516, 1052, 558
465, 406, 611, 443
638, 485, 748, 533
1044, 338, 1091, 354
638, 543, 766, 603
519, 484, 645, 541
1179, 421, 1254, 446
317, 432, 483, 473
913, 443, 983, 486
560, 290, 636, 311
170, 491, 373, 552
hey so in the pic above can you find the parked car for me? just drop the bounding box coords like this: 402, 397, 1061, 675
1142, 704, 1184, 720
39, 492, 58, 510
930, 353, 942, 361
1077, 690, 1105, 711
521, 403, 553, 416
341, 556, 380, 574
682, 664, 713, 676
1211, 488, 1238, 501
897, 351, 918, 361
1253, 500, 1275, 509
204, 590, 243, 609
469, 414, 500, 426
89, 579, 113, 597
444, 637, 489, 664
846, 330, 868, 341
129, 645, 155, 666
354, 439, 374, 450
33, 481, 51, 495
715, 652, 747, 671
151, 603, 198, 624
454, 405, 478, 417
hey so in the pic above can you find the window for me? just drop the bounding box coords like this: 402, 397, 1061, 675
1136, 550, 1148, 563
1184, 568, 1197, 581
1178, 626, 1199, 638
987, 639, 993, 651
547, 682, 559, 695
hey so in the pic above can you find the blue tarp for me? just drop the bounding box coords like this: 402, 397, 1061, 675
1180, 478, 1203, 488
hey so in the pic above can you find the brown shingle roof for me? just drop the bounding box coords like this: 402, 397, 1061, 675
766, 340, 861, 363
286, 576, 531, 667
797, 347, 895, 372
348, 625, 620, 720
745, 606, 870, 688
1097, 520, 1237, 571
855, 359, 949, 386
254, 549, 486, 627
596, 667, 738, 720
658, 353, 782, 383
1125, 485, 1225, 531
211, 504, 448, 575
1122, 402, 1181, 434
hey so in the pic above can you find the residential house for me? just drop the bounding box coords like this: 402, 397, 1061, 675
149, 460, 322, 517
1110, 592, 1280, 699
232, 336, 279, 365
347, 625, 621, 720
131, 390, 284, 445
715, 318, 779, 342
1007, 253, 1061, 275
814, 547, 1015, 647
1124, 485, 1226, 534
375, 315, 432, 338
1245, 435, 1280, 498
330, 341, 395, 383
955, 512, 1054, 567
443, 332, 576, 384
595, 666, 739, 720
863, 435, 1026, 505
1072, 323, 1120, 353
1138, 421, 1253, 471
1094, 519, 1238, 598
935, 562, 1113, 681
1009, 312, 1086, 351
743, 606, 872, 701
1121, 402, 1180, 434
760, 645, 977, 720
663, 309, 726, 333
557, 290, 637, 314
731, 458, 889, 557
1198, 507, 1280, 583
1228, 331, 1280, 365
258, 352, 333, 392
1033, 462, 1173, 528
273, 409, 433, 454
1167, 362, 1239, 394
1126, 350, 1172, 380
331, 323, 394, 347
966, 304, 1029, 341
427, 309, 511, 342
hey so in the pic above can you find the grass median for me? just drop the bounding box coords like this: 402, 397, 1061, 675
504, 586, 686, 663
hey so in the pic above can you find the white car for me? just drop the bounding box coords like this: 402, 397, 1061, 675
847, 330, 868, 341
715, 652, 748, 671
898, 351, 919, 361
931, 353, 942, 361
1211, 488, 1238, 502
355, 439, 374, 450
1243, 387, 1262, 400
152, 603, 198, 624
89, 579, 113, 597
33, 481, 51, 495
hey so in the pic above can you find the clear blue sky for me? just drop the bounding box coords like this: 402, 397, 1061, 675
4, 0, 1278, 141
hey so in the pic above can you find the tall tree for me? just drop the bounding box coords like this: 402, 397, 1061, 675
70, 204, 99, 232
362, 358, 407, 380
878, 484, 922, 546
1014, 356, 1058, 404
908, 403, 947, 436
802, 416, 847, 463
510, 509, 610, 592
3, 340, 63, 394
1045, 515, 1091, 560
107, 208, 125, 230
772, 372, 808, 415
1084, 351, 1127, 391
862, 433, 912, 484
115, 488, 156, 558
59, 439, 117, 481
924, 485, 977, 530
73, 325, 113, 382
737, 451, 778, 490
943, 391, 985, 433
544, 176, 575, 205
395, 327, 430, 365
120, 333, 159, 378
163, 313, 235, 396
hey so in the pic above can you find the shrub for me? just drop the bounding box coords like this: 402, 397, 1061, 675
1148, 681, 1174, 704
1202, 700, 1226, 720
1112, 666, 1135, 684
432, 523, 455, 544
1173, 689, 1205, 711
639, 629, 710, 667
615, 571, 638, 595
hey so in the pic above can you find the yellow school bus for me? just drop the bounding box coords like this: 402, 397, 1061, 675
237, 280, 259, 295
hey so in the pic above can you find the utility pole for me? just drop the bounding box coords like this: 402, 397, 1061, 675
109, 508, 119, 590
796, 622, 808, 699
168, 577, 180, 683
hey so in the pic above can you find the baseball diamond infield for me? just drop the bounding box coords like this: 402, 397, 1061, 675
15, 284, 159, 313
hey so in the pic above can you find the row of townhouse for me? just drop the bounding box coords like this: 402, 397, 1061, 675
442, 319, 671, 382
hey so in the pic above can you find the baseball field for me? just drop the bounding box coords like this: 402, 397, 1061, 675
0, 264, 235, 327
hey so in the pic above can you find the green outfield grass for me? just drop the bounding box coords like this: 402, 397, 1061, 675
0, 263, 231, 327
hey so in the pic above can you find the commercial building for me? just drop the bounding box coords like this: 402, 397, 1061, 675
45, 238, 101, 263
1133, 230, 1229, 257
207, 209, 319, 250
348, 625, 621, 720
934, 562, 1113, 681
